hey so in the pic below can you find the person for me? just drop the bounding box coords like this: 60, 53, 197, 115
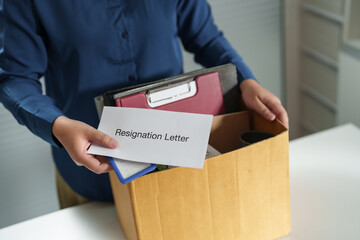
0, 0, 288, 207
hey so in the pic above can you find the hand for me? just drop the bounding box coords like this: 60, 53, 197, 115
240, 79, 289, 128
52, 116, 119, 174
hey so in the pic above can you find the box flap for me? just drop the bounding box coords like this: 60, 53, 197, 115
209, 111, 250, 153
209, 111, 287, 154
251, 111, 287, 135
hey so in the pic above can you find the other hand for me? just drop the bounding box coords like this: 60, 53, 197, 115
240, 79, 289, 128
52, 116, 119, 174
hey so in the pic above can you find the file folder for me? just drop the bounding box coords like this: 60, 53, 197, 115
108, 157, 156, 184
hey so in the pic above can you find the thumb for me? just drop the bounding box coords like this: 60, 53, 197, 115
88, 128, 119, 149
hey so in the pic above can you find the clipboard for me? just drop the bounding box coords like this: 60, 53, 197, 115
101, 64, 240, 113
114, 72, 225, 115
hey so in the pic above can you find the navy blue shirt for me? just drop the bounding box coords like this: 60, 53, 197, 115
0, 0, 255, 201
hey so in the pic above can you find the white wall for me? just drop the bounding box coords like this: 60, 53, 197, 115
284, 0, 301, 139
337, 51, 360, 127
183, 0, 284, 101
0, 0, 283, 228
0, 107, 59, 228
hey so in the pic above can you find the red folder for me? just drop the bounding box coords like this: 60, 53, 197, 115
114, 72, 225, 115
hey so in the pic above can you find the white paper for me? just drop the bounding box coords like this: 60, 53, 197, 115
206, 145, 221, 159
112, 158, 152, 179
88, 107, 213, 169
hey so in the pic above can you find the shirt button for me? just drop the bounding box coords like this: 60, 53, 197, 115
122, 31, 129, 39
128, 75, 135, 81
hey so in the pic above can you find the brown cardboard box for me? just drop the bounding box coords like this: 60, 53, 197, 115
109, 111, 290, 240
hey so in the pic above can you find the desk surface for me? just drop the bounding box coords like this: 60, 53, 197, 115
0, 202, 124, 240
1, 124, 359, 240
280, 123, 360, 240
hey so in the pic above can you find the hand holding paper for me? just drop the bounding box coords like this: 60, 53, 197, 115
52, 116, 119, 174
88, 107, 213, 169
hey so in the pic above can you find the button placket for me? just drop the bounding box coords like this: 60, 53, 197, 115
106, 1, 138, 83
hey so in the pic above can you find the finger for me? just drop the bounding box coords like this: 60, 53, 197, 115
275, 108, 289, 128
73, 160, 84, 167
264, 99, 289, 128
82, 154, 112, 174
252, 98, 276, 121
95, 155, 113, 172
88, 129, 119, 149
273, 109, 289, 128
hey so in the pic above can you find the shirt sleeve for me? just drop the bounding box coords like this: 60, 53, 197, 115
0, 0, 63, 147
176, 0, 256, 84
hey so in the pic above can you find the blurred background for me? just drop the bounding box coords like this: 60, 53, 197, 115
0, 0, 359, 228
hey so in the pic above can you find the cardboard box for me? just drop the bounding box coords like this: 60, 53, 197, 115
109, 111, 290, 240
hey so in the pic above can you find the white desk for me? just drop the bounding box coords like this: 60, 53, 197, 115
0, 202, 124, 240
1, 124, 359, 239
280, 123, 360, 240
